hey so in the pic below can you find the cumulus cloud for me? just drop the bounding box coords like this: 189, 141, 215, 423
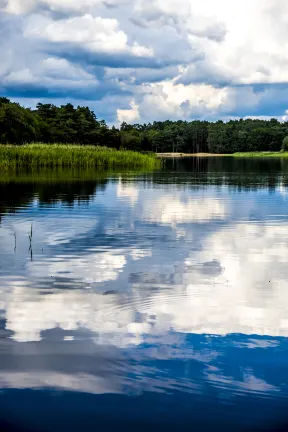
2, 0, 288, 121
117, 100, 140, 124
132, 0, 227, 42
2, 57, 101, 98
1, 0, 130, 15
25, 14, 153, 58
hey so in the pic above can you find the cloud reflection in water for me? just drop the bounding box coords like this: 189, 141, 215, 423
0, 171, 288, 413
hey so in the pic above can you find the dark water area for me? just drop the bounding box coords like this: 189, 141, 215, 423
1, 158, 288, 431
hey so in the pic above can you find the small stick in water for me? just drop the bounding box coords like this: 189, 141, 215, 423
28, 224, 33, 250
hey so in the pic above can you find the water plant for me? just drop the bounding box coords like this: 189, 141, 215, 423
0, 144, 160, 169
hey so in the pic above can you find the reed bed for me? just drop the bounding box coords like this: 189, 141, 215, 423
0, 144, 160, 169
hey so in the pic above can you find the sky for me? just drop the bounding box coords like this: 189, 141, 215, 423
1, 0, 288, 124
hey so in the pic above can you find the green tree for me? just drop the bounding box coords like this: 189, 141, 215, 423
1, 96, 288, 153
282, 136, 288, 151
0, 102, 37, 144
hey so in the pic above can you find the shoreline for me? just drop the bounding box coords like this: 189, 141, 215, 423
157, 152, 288, 158
157, 153, 228, 158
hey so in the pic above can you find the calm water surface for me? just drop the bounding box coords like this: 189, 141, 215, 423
1, 157, 288, 431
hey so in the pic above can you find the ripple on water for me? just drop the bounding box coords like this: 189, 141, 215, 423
0, 162, 288, 430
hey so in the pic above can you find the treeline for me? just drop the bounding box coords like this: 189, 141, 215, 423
1, 97, 288, 153
0, 97, 120, 148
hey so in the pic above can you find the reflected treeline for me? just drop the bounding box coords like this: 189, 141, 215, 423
139, 157, 288, 191
0, 168, 110, 217
0, 166, 159, 217
1, 158, 288, 218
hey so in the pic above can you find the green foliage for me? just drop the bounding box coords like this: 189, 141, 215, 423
120, 129, 142, 151
0, 102, 37, 144
282, 136, 288, 151
0, 144, 160, 169
0, 97, 288, 154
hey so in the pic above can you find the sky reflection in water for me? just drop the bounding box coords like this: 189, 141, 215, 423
0, 158, 288, 431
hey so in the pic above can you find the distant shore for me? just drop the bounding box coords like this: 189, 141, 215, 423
157, 153, 228, 158
157, 152, 288, 158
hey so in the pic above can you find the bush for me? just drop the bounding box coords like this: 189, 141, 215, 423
282, 136, 288, 151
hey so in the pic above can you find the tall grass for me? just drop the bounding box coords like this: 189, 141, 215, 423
0, 144, 160, 169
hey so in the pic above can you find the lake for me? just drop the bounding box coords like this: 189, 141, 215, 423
0, 157, 288, 431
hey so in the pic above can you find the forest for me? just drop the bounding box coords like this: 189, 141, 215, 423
1, 97, 288, 154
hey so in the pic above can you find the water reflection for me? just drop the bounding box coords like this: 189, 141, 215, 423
148, 156, 288, 191
0, 171, 108, 218
0, 160, 288, 430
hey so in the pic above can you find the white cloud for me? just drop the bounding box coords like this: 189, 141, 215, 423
282, 109, 288, 122
2, 0, 35, 14
42, 57, 94, 80
135, 80, 229, 121
3, 57, 99, 90
25, 13, 153, 58
133, 0, 226, 42
2, 0, 130, 14
117, 100, 140, 124
130, 42, 153, 58
2, 0, 288, 121
130, 0, 288, 83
